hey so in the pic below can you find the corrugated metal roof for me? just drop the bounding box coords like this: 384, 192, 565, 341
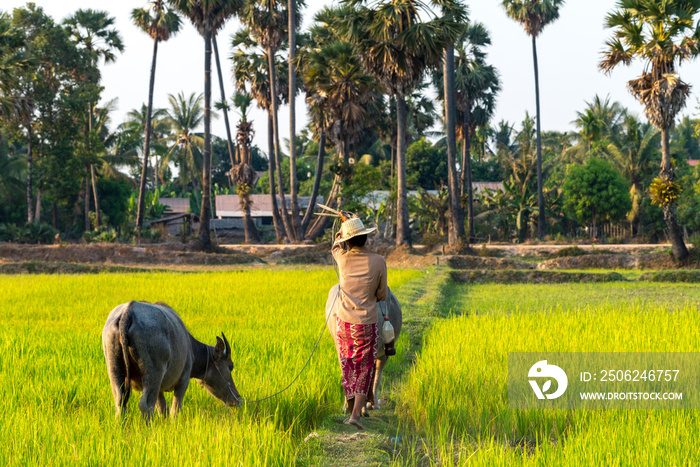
160, 198, 190, 214
473, 182, 505, 193
216, 195, 324, 218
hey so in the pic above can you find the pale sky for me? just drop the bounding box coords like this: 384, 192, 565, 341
5, 0, 700, 155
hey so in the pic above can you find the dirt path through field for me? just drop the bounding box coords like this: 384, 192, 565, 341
303, 267, 463, 465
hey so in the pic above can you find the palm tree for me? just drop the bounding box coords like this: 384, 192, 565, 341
437, 0, 468, 248
64, 9, 124, 230
603, 114, 660, 234
672, 115, 700, 161
300, 28, 379, 238
436, 21, 501, 240
169, 0, 242, 250
572, 109, 606, 160
229, 91, 260, 243
564, 96, 625, 163
132, 1, 182, 231
92, 99, 141, 181
343, 0, 462, 246
502, 0, 565, 241
240, 0, 300, 242
496, 114, 539, 240
298, 11, 334, 234
164, 92, 205, 203
406, 84, 439, 144
122, 104, 171, 190
231, 28, 292, 242
600, 0, 700, 261
473, 123, 495, 163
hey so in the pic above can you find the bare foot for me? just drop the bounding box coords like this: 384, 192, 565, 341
343, 417, 365, 431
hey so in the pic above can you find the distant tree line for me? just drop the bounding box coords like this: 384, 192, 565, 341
1, 1, 700, 258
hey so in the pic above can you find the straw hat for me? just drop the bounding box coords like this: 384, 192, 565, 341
334, 217, 377, 245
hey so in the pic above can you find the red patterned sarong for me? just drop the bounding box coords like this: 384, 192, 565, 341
335, 317, 378, 399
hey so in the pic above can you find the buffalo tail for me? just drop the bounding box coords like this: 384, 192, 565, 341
118, 305, 133, 405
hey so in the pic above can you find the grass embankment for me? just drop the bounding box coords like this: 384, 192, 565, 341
301, 266, 464, 466
0, 269, 420, 466
396, 282, 700, 465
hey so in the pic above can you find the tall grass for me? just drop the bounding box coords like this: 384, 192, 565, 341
0, 268, 421, 465
396, 282, 700, 465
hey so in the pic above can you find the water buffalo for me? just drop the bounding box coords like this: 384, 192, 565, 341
325, 285, 402, 414
102, 301, 241, 420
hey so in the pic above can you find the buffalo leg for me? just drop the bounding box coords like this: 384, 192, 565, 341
138, 387, 160, 422
362, 385, 373, 417
371, 358, 387, 410
171, 372, 190, 417
157, 392, 168, 417
138, 367, 165, 422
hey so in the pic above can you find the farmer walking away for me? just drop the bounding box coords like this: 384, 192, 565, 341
331, 211, 387, 430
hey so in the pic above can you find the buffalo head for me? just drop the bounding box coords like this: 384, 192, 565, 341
200, 333, 241, 406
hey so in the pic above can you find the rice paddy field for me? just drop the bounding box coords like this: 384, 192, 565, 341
2, 267, 700, 465
397, 282, 700, 465
0, 268, 420, 466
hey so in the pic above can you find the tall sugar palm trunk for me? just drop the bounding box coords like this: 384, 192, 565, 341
212, 34, 237, 167
301, 128, 325, 232
453, 23, 500, 239
268, 113, 285, 242
137, 38, 159, 230
395, 95, 410, 245
462, 110, 474, 238
443, 44, 465, 246
200, 27, 214, 248
600, 0, 697, 261
230, 26, 288, 242
266, 44, 297, 242
170, 0, 242, 250
26, 123, 33, 223
86, 103, 101, 228
230, 92, 259, 243
84, 169, 90, 230
288, 0, 301, 240
132, 1, 181, 230
660, 126, 685, 255
531, 35, 544, 239
502, 0, 565, 241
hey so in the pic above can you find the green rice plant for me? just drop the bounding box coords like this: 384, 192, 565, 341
396, 282, 700, 465
0, 268, 421, 465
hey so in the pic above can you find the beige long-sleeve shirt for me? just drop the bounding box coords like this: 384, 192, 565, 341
331, 238, 388, 325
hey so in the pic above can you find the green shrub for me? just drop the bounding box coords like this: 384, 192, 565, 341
22, 222, 57, 244
0, 223, 22, 242
83, 226, 118, 244
0, 223, 56, 244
